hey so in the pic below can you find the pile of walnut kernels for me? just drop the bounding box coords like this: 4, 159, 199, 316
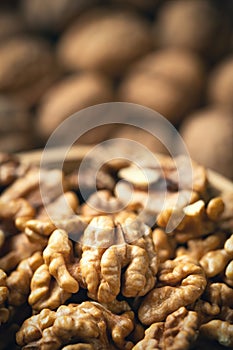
0, 152, 233, 349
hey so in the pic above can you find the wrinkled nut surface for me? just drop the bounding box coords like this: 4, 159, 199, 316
133, 307, 198, 350
80, 214, 158, 302
43, 229, 79, 293
200, 233, 233, 279
0, 151, 232, 349
138, 256, 207, 325
7, 251, 43, 306
200, 320, 233, 348
0, 232, 45, 272
29, 263, 71, 311
17, 301, 134, 350
81, 190, 123, 217
157, 198, 224, 243
152, 228, 176, 263
176, 231, 226, 261
0, 152, 24, 187
193, 282, 233, 324
0, 269, 9, 324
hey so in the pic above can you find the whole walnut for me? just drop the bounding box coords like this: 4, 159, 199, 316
57, 8, 152, 76
0, 36, 59, 107
180, 107, 233, 179
20, 0, 99, 33
154, 0, 231, 59
208, 57, 233, 110
36, 72, 114, 142
118, 49, 205, 124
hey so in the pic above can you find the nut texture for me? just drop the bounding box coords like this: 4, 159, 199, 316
133, 307, 198, 350
17, 301, 134, 349
138, 255, 207, 325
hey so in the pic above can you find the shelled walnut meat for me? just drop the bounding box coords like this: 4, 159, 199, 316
0, 152, 232, 349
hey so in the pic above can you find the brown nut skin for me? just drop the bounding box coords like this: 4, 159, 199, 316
138, 256, 207, 325
157, 198, 224, 243
20, 0, 98, 33
57, 9, 152, 76
43, 229, 79, 293
0, 152, 24, 187
181, 107, 233, 180
80, 214, 158, 302
0, 269, 9, 325
28, 264, 71, 311
193, 282, 233, 324
152, 228, 176, 263
177, 231, 226, 261
200, 320, 233, 348
118, 49, 205, 122
154, 0, 231, 58
208, 57, 233, 110
133, 307, 198, 350
36, 72, 114, 141
0, 197, 35, 246
6, 252, 43, 306
200, 234, 233, 279
0, 232, 45, 273
81, 190, 123, 217
16, 301, 134, 350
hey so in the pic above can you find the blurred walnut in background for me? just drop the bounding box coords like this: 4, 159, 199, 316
36, 72, 114, 144
208, 56, 233, 110
57, 8, 152, 76
181, 107, 233, 179
0, 0, 232, 179
0, 36, 59, 108
154, 0, 231, 59
118, 49, 205, 124
20, 0, 99, 33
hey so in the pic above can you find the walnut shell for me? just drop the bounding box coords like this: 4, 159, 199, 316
118, 49, 205, 124
20, 0, 98, 33
57, 8, 152, 76
180, 107, 233, 179
37, 72, 114, 142
0, 36, 59, 105
154, 0, 231, 58
208, 57, 233, 110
